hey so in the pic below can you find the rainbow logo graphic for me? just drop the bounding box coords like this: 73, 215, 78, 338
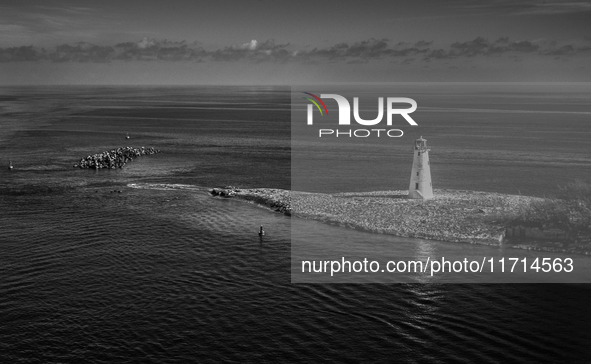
302, 92, 329, 116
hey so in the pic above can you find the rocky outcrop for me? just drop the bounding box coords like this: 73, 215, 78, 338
289, 189, 512, 246
74, 146, 160, 169
210, 187, 291, 215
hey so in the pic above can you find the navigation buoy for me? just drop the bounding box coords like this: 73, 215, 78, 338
258, 225, 265, 236
126, 133, 130, 140
8, 161, 13, 170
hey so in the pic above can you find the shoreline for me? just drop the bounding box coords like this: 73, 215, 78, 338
210, 187, 591, 256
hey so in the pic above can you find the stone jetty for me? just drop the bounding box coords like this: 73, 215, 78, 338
74, 146, 160, 169
210, 187, 291, 215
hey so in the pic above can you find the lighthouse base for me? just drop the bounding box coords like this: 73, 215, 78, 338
408, 190, 433, 200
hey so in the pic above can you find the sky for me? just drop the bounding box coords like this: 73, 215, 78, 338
1, 0, 590, 84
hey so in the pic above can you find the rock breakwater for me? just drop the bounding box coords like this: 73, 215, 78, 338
210, 187, 291, 215
74, 146, 160, 169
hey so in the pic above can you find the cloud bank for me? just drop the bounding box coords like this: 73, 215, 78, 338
0, 36, 589, 64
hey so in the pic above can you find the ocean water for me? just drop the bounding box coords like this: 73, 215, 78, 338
291, 83, 591, 195
1, 85, 591, 362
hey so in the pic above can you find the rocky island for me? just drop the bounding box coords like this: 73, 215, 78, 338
210, 187, 591, 256
74, 146, 160, 169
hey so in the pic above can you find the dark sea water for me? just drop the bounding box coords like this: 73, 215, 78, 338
1, 85, 591, 363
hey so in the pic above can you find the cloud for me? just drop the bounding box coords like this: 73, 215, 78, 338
423, 49, 450, 60
0, 45, 44, 62
52, 42, 114, 62
541, 44, 576, 56
0, 36, 589, 64
239, 39, 257, 50
450, 0, 591, 16
343, 38, 389, 58
302, 38, 394, 61
415, 40, 433, 47
0, 4, 106, 45
212, 39, 292, 62
447, 37, 539, 57
137, 37, 156, 49
512, 0, 591, 15
450, 37, 492, 56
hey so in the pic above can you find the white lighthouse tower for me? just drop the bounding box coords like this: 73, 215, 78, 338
408, 136, 433, 199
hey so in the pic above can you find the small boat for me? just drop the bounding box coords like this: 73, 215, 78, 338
8, 161, 13, 170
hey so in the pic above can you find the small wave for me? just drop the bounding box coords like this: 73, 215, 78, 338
127, 183, 207, 191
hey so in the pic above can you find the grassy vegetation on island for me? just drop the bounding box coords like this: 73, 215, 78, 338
489, 180, 591, 240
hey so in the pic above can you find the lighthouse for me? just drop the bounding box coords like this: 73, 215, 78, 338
408, 136, 433, 199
